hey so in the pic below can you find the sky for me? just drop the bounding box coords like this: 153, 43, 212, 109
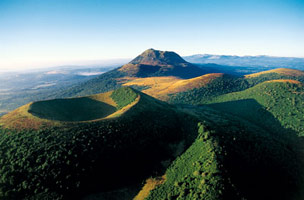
0, 0, 303, 70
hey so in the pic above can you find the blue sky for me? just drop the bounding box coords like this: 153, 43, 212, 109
0, 0, 303, 70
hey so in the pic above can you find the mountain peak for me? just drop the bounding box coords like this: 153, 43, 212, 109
118, 49, 207, 78
129, 49, 187, 66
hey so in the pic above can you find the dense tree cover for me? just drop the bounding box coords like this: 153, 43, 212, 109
168, 73, 304, 105
0, 91, 198, 199
146, 123, 241, 200
2, 68, 304, 200
246, 73, 304, 86
127, 85, 151, 92
208, 81, 304, 136
146, 105, 304, 200
110, 87, 138, 109
168, 75, 249, 104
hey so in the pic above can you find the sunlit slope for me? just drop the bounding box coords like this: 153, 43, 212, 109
0, 89, 138, 129
166, 68, 304, 105
244, 68, 304, 86
168, 74, 249, 104
123, 73, 224, 100
207, 80, 304, 136
245, 68, 304, 78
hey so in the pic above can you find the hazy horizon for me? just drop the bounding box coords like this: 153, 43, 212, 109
2, 50, 304, 73
1, 0, 303, 70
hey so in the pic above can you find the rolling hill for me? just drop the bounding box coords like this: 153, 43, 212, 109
111, 67, 304, 106
165, 68, 304, 105
123, 73, 225, 100
207, 80, 304, 136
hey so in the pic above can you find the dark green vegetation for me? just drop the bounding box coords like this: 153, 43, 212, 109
3, 94, 302, 199
208, 81, 304, 136
168, 74, 249, 104
145, 105, 304, 200
169, 71, 304, 105
246, 72, 304, 86
0, 88, 198, 199
28, 98, 116, 122
146, 123, 238, 200
110, 87, 138, 109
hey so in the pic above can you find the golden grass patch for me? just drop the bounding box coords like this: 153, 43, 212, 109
245, 68, 304, 78
265, 79, 302, 84
0, 103, 58, 130
123, 74, 223, 100
100, 96, 140, 120
134, 175, 166, 200
90, 91, 117, 107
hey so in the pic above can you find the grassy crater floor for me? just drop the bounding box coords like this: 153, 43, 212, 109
28, 97, 117, 122
0, 88, 139, 129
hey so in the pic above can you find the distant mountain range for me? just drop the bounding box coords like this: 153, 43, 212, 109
184, 54, 304, 70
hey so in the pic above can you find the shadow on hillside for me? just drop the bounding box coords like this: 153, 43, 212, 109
208, 98, 296, 136
206, 99, 304, 200
29, 97, 117, 122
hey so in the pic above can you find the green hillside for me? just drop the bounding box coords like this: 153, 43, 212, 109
207, 80, 304, 136
245, 70, 304, 86
168, 68, 304, 105
1, 84, 304, 200
168, 74, 248, 104
145, 123, 239, 200
143, 104, 304, 200
0, 87, 199, 199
